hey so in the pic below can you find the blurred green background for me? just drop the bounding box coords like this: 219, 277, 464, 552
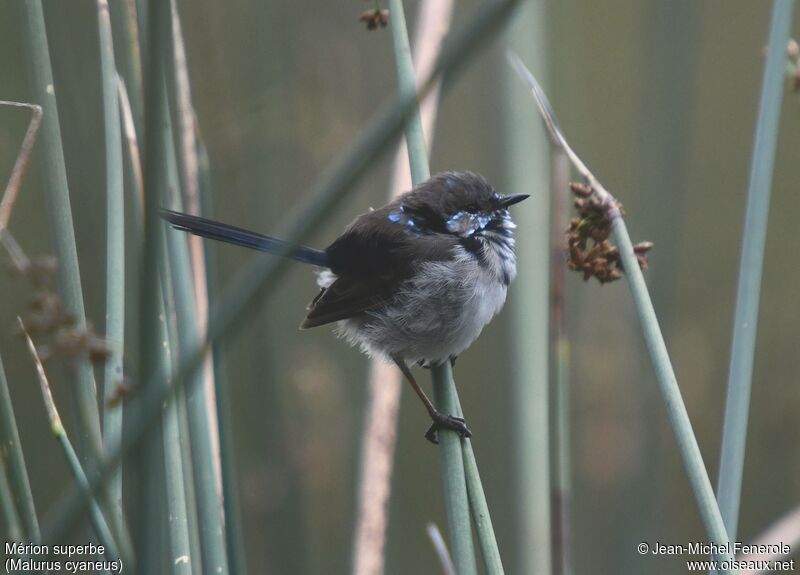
1, 1, 799, 573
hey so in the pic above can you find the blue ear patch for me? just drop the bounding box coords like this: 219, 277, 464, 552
387, 205, 421, 235
446, 211, 491, 237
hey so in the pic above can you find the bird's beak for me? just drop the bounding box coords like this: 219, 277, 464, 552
499, 193, 529, 208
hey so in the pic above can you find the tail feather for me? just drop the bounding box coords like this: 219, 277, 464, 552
162, 209, 329, 267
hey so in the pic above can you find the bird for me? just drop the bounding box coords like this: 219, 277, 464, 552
163, 171, 528, 443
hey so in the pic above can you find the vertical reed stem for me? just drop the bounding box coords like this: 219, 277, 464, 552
353, 2, 452, 572
716, 0, 794, 542
505, 3, 552, 572
20, 0, 102, 461
389, 0, 478, 572
97, 0, 126, 531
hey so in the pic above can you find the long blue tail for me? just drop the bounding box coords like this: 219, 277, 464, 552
162, 210, 329, 267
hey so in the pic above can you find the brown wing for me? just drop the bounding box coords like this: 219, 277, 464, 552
299, 199, 457, 329
300, 275, 395, 329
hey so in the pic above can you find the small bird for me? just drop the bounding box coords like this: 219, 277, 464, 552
163, 171, 527, 442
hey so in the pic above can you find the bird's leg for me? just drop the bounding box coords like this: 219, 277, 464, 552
391, 355, 472, 444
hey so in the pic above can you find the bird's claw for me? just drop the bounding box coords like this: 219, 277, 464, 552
425, 412, 472, 444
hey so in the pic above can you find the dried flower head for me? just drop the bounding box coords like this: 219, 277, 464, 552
359, 9, 389, 30
52, 324, 112, 363
565, 182, 652, 284
10, 252, 115, 368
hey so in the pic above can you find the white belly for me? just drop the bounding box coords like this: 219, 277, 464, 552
331, 246, 512, 364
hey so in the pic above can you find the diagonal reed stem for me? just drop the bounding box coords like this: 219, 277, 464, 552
427, 522, 457, 575
0, 101, 42, 232
19, 320, 125, 567
508, 54, 735, 571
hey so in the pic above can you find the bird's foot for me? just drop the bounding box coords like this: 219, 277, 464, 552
425, 411, 472, 444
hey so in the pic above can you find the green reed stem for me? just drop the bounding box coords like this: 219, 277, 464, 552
20, 322, 124, 567
0, 460, 23, 541
505, 4, 553, 573
716, 0, 793, 543
509, 55, 734, 571
155, 291, 194, 575
389, 0, 485, 572
20, 0, 102, 462
612, 218, 733, 571
137, 0, 182, 570
109, 0, 144, 136
0, 354, 38, 541
97, 0, 126, 533
163, 136, 229, 575
459, 414, 503, 573
431, 378, 477, 575
163, 6, 230, 571
196, 136, 248, 574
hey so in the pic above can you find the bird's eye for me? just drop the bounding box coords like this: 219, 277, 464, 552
466, 204, 479, 213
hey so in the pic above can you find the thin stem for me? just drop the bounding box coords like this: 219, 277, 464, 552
19, 319, 124, 567
97, 0, 126, 534
388, 0, 483, 572
509, 56, 735, 570
163, 5, 229, 571
120, 36, 195, 569
108, 0, 144, 136
0, 354, 39, 541
156, 297, 194, 575
447, 389, 504, 574
430, 373, 477, 575
427, 523, 457, 575
0, 461, 23, 541
163, 112, 229, 575
40, 0, 523, 542
159, 109, 197, 575
352, 362, 402, 575
614, 219, 734, 568
462, 440, 503, 574
137, 0, 178, 570
550, 151, 572, 575
388, 0, 430, 182
0, 101, 42, 230
117, 76, 144, 221
505, 6, 552, 573
195, 133, 249, 575
20, 0, 102, 461
716, 0, 794, 542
